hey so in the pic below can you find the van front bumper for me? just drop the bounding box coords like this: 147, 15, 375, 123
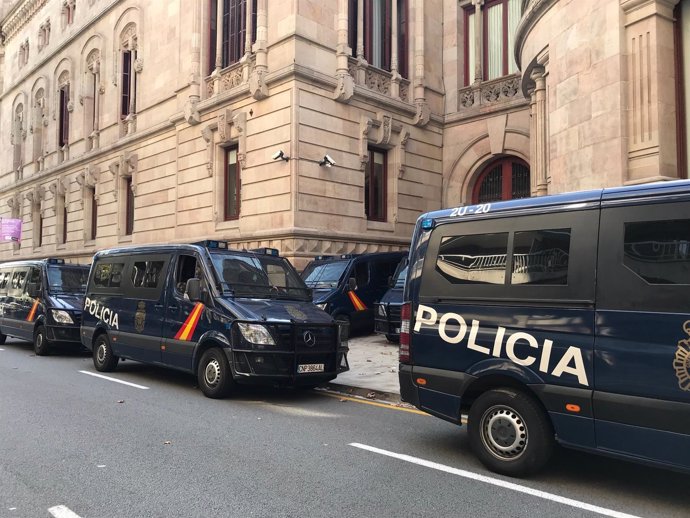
46, 324, 82, 345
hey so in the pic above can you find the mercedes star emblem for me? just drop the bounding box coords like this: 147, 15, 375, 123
303, 330, 316, 347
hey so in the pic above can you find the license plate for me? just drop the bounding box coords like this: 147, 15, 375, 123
298, 363, 324, 374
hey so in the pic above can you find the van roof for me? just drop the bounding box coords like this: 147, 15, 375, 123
420, 179, 690, 223
92, 243, 273, 259
307, 251, 408, 264
0, 259, 89, 268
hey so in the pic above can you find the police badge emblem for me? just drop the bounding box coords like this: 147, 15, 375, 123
134, 301, 146, 333
286, 305, 307, 321
673, 320, 690, 391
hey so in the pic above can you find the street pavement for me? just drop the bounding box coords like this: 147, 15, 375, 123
328, 333, 400, 400
1, 337, 689, 518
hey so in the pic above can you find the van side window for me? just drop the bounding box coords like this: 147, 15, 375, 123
27, 267, 42, 292
0, 269, 10, 291
437, 233, 509, 285
94, 262, 125, 288
354, 262, 368, 287
132, 261, 165, 289
623, 219, 690, 285
370, 260, 398, 287
511, 229, 571, 285
11, 269, 28, 291
175, 255, 198, 294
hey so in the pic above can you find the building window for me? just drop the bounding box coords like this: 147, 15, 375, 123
464, 0, 522, 85
90, 187, 97, 240
349, 0, 409, 78
62, 202, 68, 244
13, 104, 24, 172
58, 83, 70, 148
38, 19, 51, 50
209, 0, 257, 72
33, 90, 45, 162
365, 147, 387, 221
36, 214, 43, 247
62, 0, 75, 29
125, 177, 134, 235
121, 49, 136, 118
472, 157, 530, 204
224, 147, 240, 220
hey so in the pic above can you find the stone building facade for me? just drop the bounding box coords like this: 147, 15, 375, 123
0, 0, 687, 266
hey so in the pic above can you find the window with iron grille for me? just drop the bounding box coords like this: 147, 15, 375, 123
209, 0, 257, 72
58, 84, 70, 147
366, 147, 387, 221
472, 157, 530, 204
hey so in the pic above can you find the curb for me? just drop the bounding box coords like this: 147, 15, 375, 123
323, 381, 401, 404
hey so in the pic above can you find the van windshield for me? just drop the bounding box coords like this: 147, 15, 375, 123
301, 260, 348, 289
47, 266, 90, 294
210, 252, 311, 301
393, 265, 408, 288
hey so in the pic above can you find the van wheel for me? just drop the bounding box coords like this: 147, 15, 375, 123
198, 348, 233, 399
93, 334, 118, 372
33, 325, 50, 356
468, 388, 554, 477
385, 334, 399, 343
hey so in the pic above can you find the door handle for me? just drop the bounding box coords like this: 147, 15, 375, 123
168, 306, 178, 312
154, 304, 165, 310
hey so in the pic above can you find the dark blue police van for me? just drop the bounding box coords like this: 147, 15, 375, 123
301, 252, 406, 334
374, 257, 408, 343
81, 242, 348, 398
0, 258, 90, 355
400, 180, 690, 476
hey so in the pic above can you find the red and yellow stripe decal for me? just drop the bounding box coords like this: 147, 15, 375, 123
347, 291, 367, 312
26, 299, 40, 322
174, 303, 204, 341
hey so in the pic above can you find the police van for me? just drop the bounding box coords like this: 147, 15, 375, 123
81, 242, 349, 398
301, 251, 406, 333
374, 257, 408, 343
0, 258, 90, 355
400, 180, 690, 476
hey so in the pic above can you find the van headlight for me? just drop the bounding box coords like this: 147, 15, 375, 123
51, 310, 74, 325
316, 303, 328, 311
377, 304, 387, 316
237, 323, 276, 345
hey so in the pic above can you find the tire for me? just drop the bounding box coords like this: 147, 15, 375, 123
93, 334, 119, 372
385, 334, 399, 344
33, 325, 50, 356
468, 388, 554, 477
197, 348, 234, 399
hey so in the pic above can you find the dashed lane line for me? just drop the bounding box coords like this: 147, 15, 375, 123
350, 443, 643, 518
48, 505, 82, 518
78, 370, 150, 390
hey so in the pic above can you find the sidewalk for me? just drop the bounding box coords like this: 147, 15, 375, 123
326, 333, 401, 402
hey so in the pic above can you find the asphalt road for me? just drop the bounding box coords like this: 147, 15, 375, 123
1, 337, 688, 518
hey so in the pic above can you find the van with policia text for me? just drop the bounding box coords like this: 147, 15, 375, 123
81, 241, 349, 398
374, 257, 408, 343
301, 251, 407, 334
399, 180, 690, 476
0, 258, 90, 355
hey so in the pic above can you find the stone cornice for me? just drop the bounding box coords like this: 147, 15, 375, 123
1, 0, 48, 42
513, 0, 557, 71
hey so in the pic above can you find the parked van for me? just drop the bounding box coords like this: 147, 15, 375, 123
374, 257, 408, 343
400, 181, 690, 476
301, 252, 406, 333
81, 242, 349, 398
0, 258, 90, 355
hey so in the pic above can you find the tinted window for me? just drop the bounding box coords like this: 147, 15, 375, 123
436, 233, 509, 285
175, 255, 199, 294
0, 269, 11, 290
131, 261, 165, 289
354, 262, 368, 287
11, 270, 27, 290
623, 219, 690, 285
27, 267, 41, 292
94, 262, 125, 288
47, 266, 89, 293
370, 260, 398, 287
511, 228, 571, 285
302, 261, 348, 289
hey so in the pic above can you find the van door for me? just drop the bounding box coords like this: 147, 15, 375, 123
0, 268, 13, 333
4, 267, 29, 339
16, 266, 42, 340
595, 200, 690, 469
118, 256, 169, 364
162, 253, 207, 371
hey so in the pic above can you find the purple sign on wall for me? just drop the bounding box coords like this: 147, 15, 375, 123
1, 218, 22, 242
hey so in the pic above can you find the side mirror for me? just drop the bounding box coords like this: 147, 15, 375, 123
26, 283, 40, 298
387, 275, 394, 288
347, 277, 357, 292
185, 278, 201, 302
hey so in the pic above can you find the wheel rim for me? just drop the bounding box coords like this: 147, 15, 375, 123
480, 405, 528, 461
35, 333, 43, 349
97, 343, 106, 363
204, 358, 221, 387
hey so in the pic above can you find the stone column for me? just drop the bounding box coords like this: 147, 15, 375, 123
413, 0, 430, 126
185, 0, 201, 124
472, 0, 483, 84
212, 0, 224, 94
530, 66, 548, 196
622, 0, 681, 182
390, 0, 400, 98
249, 0, 268, 99
334, 0, 355, 102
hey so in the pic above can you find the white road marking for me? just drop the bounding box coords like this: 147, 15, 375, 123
48, 505, 82, 518
78, 370, 150, 390
349, 443, 643, 518
0, 348, 4, 350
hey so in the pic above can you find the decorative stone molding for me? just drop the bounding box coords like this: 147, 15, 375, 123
2, 0, 48, 42
359, 113, 410, 176
345, 57, 412, 103
7, 194, 22, 219
201, 109, 247, 176
25, 185, 46, 219
459, 74, 526, 112
76, 164, 99, 206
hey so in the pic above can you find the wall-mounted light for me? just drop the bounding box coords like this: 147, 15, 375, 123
272, 150, 290, 162
319, 154, 336, 167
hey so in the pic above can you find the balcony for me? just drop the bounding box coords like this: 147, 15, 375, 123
456, 73, 527, 118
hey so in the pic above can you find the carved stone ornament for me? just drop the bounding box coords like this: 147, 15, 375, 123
249, 69, 269, 101
413, 101, 431, 127
134, 58, 144, 73
333, 72, 354, 103
218, 109, 233, 143
67, 100, 74, 112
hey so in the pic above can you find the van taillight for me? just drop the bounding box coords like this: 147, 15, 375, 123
399, 302, 411, 363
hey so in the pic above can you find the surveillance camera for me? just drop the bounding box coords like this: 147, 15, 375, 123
320, 154, 336, 167
272, 150, 284, 160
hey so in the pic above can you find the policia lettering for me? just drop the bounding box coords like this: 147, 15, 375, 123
414, 305, 589, 386
84, 297, 120, 330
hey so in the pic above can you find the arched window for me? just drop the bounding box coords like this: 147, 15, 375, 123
472, 157, 530, 204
